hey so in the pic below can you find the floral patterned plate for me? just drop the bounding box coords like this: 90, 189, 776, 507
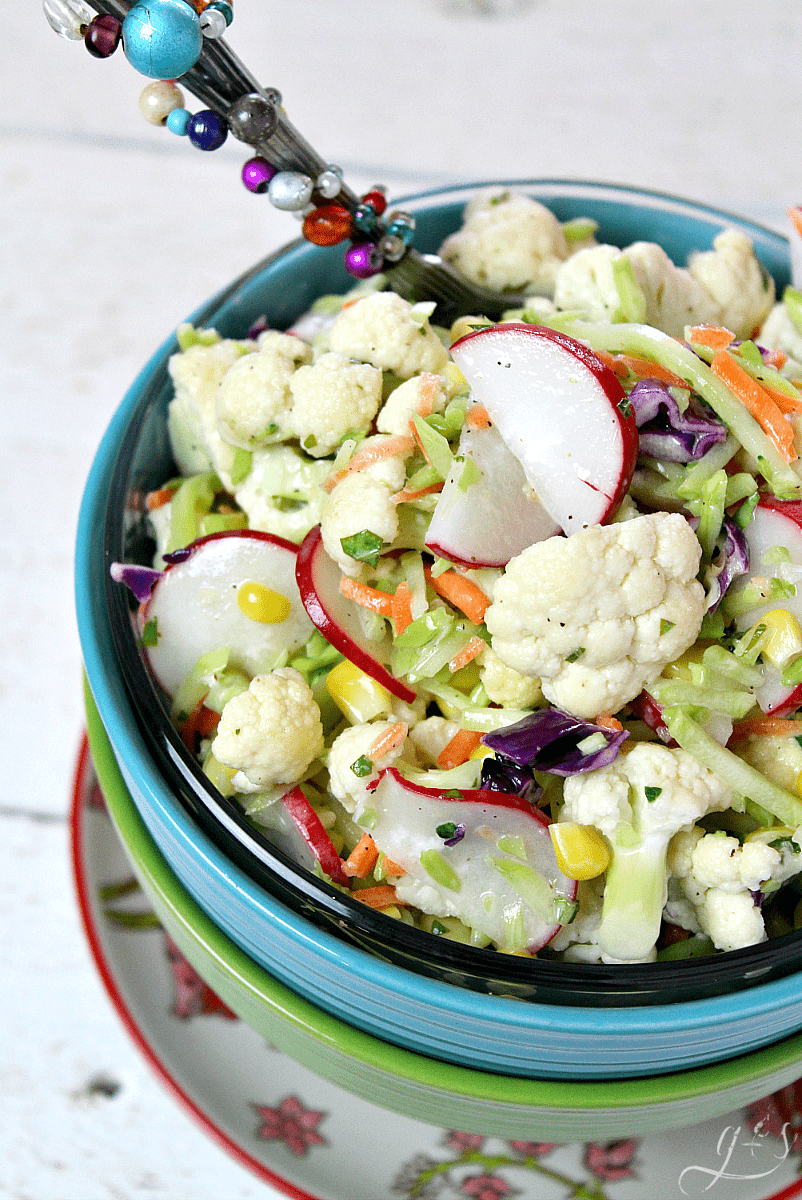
71, 735, 802, 1200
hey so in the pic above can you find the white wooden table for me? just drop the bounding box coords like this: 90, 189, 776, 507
4, 2, 802, 1194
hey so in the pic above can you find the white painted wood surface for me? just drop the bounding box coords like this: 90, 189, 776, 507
4, 1, 802, 1194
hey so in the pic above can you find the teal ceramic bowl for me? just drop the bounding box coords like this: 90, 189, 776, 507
76, 180, 802, 1082
84, 682, 802, 1141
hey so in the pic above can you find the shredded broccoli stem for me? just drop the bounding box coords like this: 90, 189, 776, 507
663, 707, 802, 827
598, 828, 668, 961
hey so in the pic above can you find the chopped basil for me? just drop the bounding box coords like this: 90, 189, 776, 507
618, 395, 633, 419
660, 619, 675, 636
350, 755, 374, 778
436, 822, 458, 839
565, 647, 586, 663
644, 786, 662, 803
340, 529, 384, 567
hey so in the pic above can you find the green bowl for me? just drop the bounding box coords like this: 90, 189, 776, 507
85, 681, 802, 1141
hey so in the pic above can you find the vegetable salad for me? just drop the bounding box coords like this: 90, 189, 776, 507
115, 189, 802, 965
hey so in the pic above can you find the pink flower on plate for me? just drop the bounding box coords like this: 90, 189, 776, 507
460, 1173, 518, 1200
507, 1139, 559, 1157
445, 1131, 486, 1152
253, 1095, 328, 1157
747, 1081, 802, 1142
163, 934, 237, 1020
583, 1138, 638, 1182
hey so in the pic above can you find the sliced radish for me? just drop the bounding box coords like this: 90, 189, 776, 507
280, 786, 350, 886
449, 323, 639, 534
295, 525, 416, 703
730, 497, 802, 715
142, 530, 312, 696
424, 422, 560, 567
363, 768, 577, 953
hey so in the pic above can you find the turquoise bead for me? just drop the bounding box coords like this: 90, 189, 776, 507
166, 107, 191, 135
122, 0, 202, 80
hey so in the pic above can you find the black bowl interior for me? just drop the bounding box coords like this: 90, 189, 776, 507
103, 181, 802, 1006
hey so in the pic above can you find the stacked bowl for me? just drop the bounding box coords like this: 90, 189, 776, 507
76, 181, 802, 1140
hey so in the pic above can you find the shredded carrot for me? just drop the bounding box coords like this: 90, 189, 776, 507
731, 717, 802, 738
339, 576, 395, 618
391, 481, 444, 505
448, 635, 486, 674
368, 721, 408, 762
466, 404, 492, 430
437, 728, 484, 770
763, 348, 788, 371
686, 324, 736, 350
756, 377, 802, 414
424, 565, 491, 624
414, 373, 442, 417
710, 349, 797, 462
409, 417, 432, 463
145, 485, 178, 511
788, 206, 802, 241
382, 855, 406, 877
178, 703, 220, 751
615, 354, 689, 389
391, 581, 414, 634
595, 713, 624, 732
342, 833, 380, 879
354, 885, 407, 909
340, 297, 360, 310
594, 349, 619, 372
323, 434, 414, 492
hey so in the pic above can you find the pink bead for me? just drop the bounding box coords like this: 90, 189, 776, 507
344, 242, 384, 279
242, 157, 277, 194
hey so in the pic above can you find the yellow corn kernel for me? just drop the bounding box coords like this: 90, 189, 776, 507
751, 608, 802, 668
326, 659, 392, 724
469, 744, 494, 762
549, 822, 610, 881
448, 317, 491, 349
236, 580, 291, 624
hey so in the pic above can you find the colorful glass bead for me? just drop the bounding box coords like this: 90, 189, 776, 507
199, 7, 226, 37
228, 93, 278, 144
361, 189, 388, 216
379, 233, 407, 263
268, 171, 314, 211
187, 109, 228, 150
43, 0, 93, 40
345, 242, 384, 279
241, 157, 276, 193
139, 79, 184, 125
206, 0, 233, 23
303, 205, 353, 246
386, 212, 416, 246
316, 167, 343, 200
352, 205, 378, 235
122, 0, 202, 80
84, 14, 122, 57
166, 107, 191, 135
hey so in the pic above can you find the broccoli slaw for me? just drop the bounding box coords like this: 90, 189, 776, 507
113, 188, 802, 966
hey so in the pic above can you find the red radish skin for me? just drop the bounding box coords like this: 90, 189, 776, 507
280, 785, 350, 887
450, 323, 639, 534
295, 526, 416, 703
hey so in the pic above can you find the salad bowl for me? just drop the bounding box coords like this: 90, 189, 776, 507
76, 180, 802, 1081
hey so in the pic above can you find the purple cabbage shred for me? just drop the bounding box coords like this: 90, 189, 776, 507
629, 379, 728, 463
482, 707, 629, 776
705, 516, 751, 613
163, 546, 193, 565
109, 561, 161, 603
480, 755, 542, 804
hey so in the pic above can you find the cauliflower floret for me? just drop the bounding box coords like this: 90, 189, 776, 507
288, 351, 382, 458
376, 372, 447, 437
346, 434, 412, 491
480, 645, 543, 708
408, 716, 462, 766
697, 890, 767, 953
233, 444, 330, 544
320, 472, 399, 577
485, 512, 705, 720
688, 230, 775, 340
212, 668, 324, 793
167, 338, 252, 485
553, 243, 720, 338
439, 189, 570, 293
690, 834, 780, 892
561, 741, 733, 960
328, 291, 449, 379
216, 333, 311, 450
327, 719, 408, 812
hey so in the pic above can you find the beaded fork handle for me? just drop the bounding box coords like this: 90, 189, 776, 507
43, 0, 532, 320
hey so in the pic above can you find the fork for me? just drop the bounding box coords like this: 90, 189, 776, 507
78, 0, 539, 322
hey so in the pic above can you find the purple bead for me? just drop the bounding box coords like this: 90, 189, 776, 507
344, 242, 384, 279
186, 109, 228, 151
84, 14, 122, 57
241, 157, 277, 194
